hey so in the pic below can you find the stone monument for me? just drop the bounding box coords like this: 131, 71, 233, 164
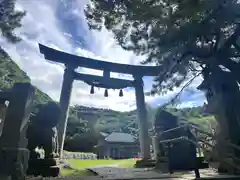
26, 101, 61, 177
0, 83, 35, 180
154, 110, 201, 178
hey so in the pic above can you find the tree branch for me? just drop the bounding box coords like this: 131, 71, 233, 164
219, 25, 240, 51
233, 41, 240, 52
214, 31, 221, 52
161, 72, 202, 109
157, 51, 192, 84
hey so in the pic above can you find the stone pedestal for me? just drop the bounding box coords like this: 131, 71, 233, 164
155, 157, 169, 173
27, 158, 60, 177
0, 148, 29, 180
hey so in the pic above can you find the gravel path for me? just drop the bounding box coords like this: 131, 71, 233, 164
25, 165, 240, 180
26, 175, 179, 180
86, 167, 180, 180
85, 167, 240, 180
26, 177, 103, 180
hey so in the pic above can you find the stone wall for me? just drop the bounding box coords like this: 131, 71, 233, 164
35, 149, 97, 160
62, 150, 97, 160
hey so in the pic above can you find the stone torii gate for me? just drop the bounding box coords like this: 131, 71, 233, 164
39, 44, 161, 159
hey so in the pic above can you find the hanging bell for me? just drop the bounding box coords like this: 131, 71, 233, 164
104, 89, 108, 97
90, 85, 94, 94
119, 89, 123, 97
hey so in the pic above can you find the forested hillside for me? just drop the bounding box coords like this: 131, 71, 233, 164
0, 47, 52, 111
67, 105, 216, 136
0, 48, 216, 152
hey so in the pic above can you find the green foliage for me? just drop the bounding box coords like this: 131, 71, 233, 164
164, 106, 216, 132
64, 132, 99, 152
85, 0, 240, 95
188, 116, 216, 133
67, 105, 215, 136
0, 47, 52, 110
0, 0, 26, 43
0, 48, 29, 89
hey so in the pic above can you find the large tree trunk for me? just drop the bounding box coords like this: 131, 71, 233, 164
199, 66, 240, 173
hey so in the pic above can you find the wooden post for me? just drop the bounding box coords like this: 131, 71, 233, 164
58, 64, 76, 158
134, 76, 151, 160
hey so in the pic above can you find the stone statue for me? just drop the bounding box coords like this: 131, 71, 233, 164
26, 101, 61, 177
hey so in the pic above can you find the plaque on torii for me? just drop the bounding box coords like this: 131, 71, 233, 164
39, 44, 161, 160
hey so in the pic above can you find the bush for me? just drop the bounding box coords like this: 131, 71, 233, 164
64, 132, 100, 152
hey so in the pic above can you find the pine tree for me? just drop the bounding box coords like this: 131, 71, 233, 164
85, 0, 240, 95
0, 0, 26, 43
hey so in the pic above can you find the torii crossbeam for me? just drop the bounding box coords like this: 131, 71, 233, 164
39, 43, 161, 159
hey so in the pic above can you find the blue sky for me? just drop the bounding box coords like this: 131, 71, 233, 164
0, 0, 206, 111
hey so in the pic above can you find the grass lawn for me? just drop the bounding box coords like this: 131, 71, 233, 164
61, 159, 137, 177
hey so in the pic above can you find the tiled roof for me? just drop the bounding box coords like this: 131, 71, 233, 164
104, 132, 137, 143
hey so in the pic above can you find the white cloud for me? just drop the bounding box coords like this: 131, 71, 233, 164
0, 0, 205, 112
1, 0, 73, 101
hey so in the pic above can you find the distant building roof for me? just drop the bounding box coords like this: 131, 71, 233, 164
105, 132, 137, 143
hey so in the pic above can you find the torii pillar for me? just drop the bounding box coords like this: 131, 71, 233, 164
134, 76, 151, 159
58, 63, 76, 158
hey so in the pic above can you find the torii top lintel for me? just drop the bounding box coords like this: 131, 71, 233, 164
39, 44, 161, 77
